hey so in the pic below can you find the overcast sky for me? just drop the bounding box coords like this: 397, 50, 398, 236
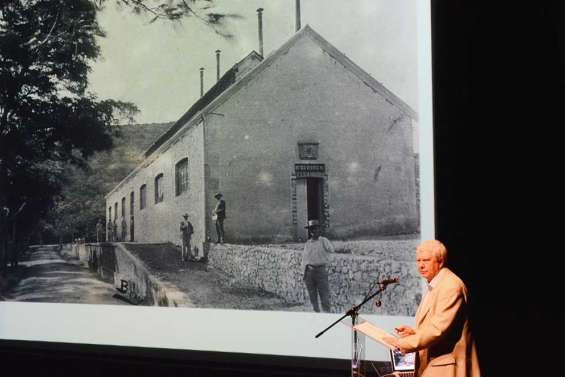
89, 0, 418, 124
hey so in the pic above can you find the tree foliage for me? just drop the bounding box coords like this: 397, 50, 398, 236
43, 122, 172, 243
104, 0, 240, 37
1, 0, 235, 245
0, 0, 140, 239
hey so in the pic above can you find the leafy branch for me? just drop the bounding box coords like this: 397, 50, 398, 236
112, 0, 239, 38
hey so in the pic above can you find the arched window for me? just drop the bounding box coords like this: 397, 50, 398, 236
140, 184, 147, 210
121, 197, 126, 217
155, 173, 164, 203
175, 158, 189, 196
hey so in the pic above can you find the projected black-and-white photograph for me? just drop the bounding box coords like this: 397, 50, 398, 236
1, 0, 422, 317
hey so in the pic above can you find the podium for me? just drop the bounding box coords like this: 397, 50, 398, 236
342, 315, 368, 377
315, 278, 399, 377
342, 316, 397, 377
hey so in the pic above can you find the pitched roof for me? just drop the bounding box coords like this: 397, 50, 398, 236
298, 26, 418, 120
108, 26, 418, 198
143, 51, 263, 158
144, 25, 417, 159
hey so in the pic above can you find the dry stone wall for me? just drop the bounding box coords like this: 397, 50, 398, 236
64, 242, 190, 307
208, 240, 421, 316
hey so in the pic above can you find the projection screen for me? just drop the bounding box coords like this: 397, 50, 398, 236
0, 0, 434, 362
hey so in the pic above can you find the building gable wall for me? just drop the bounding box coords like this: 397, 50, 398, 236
204, 35, 418, 241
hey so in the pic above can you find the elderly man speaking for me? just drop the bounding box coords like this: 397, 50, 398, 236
386, 240, 481, 377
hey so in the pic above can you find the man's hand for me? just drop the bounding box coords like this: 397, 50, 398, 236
394, 325, 415, 338
383, 336, 405, 355
383, 336, 399, 348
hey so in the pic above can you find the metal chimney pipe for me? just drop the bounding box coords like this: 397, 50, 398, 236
200, 67, 204, 97
257, 8, 264, 57
215, 50, 221, 82
295, 0, 301, 32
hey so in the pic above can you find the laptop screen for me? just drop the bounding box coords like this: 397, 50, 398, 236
390, 350, 416, 372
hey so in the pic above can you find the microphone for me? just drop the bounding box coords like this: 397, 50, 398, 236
377, 277, 399, 286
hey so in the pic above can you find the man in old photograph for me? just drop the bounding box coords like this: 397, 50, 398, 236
180, 214, 194, 262
301, 220, 334, 313
213, 193, 226, 244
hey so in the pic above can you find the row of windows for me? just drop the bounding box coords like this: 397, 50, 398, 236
109, 158, 189, 218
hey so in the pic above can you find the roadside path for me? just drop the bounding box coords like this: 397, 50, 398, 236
6, 245, 127, 305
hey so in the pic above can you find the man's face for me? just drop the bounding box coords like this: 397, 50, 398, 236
416, 248, 442, 282
309, 226, 321, 239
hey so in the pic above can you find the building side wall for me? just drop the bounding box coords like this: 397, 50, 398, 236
106, 122, 206, 252
204, 35, 418, 242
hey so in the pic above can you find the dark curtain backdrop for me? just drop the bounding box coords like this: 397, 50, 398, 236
2, 1, 563, 376
433, 1, 563, 376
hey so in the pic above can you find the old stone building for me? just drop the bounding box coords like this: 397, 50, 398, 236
105, 26, 418, 253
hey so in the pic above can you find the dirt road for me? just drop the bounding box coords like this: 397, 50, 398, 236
5, 245, 127, 305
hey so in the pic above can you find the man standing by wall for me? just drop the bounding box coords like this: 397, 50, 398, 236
96, 219, 103, 243
120, 216, 127, 242
180, 214, 194, 262
212, 192, 226, 244
107, 218, 113, 242
386, 240, 480, 377
301, 219, 334, 313
113, 219, 117, 242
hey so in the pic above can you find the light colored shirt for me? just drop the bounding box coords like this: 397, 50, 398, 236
301, 236, 334, 270
428, 267, 444, 289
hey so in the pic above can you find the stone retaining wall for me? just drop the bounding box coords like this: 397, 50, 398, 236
208, 240, 421, 316
62, 242, 190, 307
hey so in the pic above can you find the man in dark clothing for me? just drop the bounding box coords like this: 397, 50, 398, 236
96, 219, 103, 243
113, 219, 118, 242
180, 213, 194, 262
213, 192, 226, 244
107, 219, 113, 242
121, 217, 127, 242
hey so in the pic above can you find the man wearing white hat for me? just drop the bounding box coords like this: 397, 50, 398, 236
301, 219, 334, 312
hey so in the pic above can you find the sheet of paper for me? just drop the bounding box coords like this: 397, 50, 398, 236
353, 321, 397, 350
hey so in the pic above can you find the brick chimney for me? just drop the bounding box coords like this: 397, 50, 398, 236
200, 67, 204, 97
215, 49, 221, 82
257, 8, 264, 57
295, 0, 301, 32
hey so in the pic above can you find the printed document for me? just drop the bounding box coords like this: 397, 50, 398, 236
353, 321, 397, 350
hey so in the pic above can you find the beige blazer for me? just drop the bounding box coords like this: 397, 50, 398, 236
397, 268, 481, 377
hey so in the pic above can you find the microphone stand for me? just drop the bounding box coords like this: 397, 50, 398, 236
315, 282, 393, 377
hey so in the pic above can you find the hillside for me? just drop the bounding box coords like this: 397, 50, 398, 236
95, 122, 174, 194
42, 122, 173, 243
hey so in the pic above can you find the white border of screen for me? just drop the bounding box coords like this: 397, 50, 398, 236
0, 1, 433, 362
